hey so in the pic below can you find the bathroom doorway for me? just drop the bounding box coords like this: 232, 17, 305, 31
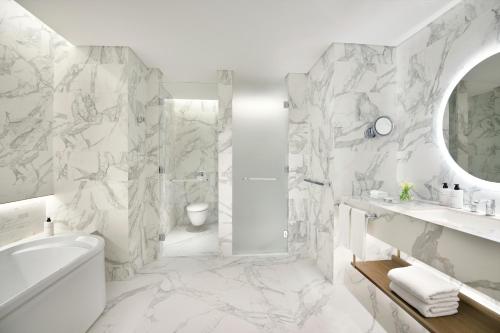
159, 95, 219, 256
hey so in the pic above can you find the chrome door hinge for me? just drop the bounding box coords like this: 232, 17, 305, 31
283, 230, 288, 239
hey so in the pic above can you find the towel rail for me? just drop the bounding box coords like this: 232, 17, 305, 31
336, 201, 378, 221
169, 178, 208, 183
304, 178, 331, 186
242, 177, 277, 181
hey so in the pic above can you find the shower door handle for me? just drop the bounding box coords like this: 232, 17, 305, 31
242, 177, 278, 181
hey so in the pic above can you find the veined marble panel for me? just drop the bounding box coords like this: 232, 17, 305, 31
0, 0, 162, 279
141, 68, 164, 265
304, 46, 336, 280
0, 0, 54, 203
126, 51, 162, 271
169, 99, 218, 226
159, 95, 176, 235
330, 43, 398, 199
0, 196, 46, 246
217, 70, 233, 256
50, 46, 163, 280
88, 256, 388, 333
50, 46, 132, 279
298, 43, 398, 280
397, 0, 500, 203
286, 73, 309, 257
284, 0, 500, 330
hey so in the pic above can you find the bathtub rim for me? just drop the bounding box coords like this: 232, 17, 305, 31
0, 233, 105, 321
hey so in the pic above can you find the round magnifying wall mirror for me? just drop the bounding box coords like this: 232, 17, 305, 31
442, 52, 500, 183
374, 116, 393, 136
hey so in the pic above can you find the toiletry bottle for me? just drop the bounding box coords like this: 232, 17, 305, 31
439, 182, 451, 206
451, 184, 464, 209
44, 217, 54, 236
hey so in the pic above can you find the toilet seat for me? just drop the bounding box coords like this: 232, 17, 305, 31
186, 203, 209, 212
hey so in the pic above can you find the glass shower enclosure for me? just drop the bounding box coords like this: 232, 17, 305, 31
232, 92, 288, 255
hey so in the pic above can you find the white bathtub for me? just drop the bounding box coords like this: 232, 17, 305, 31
0, 234, 106, 333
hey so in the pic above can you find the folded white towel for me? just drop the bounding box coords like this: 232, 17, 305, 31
388, 266, 459, 303
390, 282, 459, 318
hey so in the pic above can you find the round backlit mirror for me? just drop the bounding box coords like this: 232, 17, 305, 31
442, 52, 500, 183
374, 116, 394, 136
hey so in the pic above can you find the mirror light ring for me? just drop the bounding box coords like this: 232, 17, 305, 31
436, 44, 500, 190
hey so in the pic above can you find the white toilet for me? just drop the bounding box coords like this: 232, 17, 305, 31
186, 203, 209, 226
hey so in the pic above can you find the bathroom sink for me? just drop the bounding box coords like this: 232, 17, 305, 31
395, 206, 500, 243
354, 198, 500, 244
409, 206, 494, 223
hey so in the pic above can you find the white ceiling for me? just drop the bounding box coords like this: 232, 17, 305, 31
18, 0, 458, 87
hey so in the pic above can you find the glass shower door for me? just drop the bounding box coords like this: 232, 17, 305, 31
233, 96, 288, 254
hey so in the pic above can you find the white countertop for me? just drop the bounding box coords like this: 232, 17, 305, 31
345, 197, 500, 244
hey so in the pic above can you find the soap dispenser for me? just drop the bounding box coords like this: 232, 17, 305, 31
439, 183, 451, 206
450, 184, 464, 209
44, 217, 54, 236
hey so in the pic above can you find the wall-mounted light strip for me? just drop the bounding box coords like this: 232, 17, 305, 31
0, 195, 50, 213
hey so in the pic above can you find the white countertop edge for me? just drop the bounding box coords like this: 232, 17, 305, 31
343, 196, 500, 244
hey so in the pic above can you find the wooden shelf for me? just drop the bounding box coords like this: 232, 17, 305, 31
353, 256, 500, 333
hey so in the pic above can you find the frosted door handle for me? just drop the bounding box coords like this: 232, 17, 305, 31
242, 177, 278, 181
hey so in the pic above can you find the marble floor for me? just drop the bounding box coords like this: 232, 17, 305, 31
161, 223, 218, 257
88, 256, 387, 333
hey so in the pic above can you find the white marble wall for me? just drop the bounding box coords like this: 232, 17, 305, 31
286, 74, 310, 257
397, 0, 500, 203
0, 1, 163, 274
0, 197, 46, 246
303, 56, 336, 280
0, 0, 54, 203
284, 0, 500, 330
159, 94, 176, 235
217, 70, 233, 256
127, 54, 162, 271
295, 43, 398, 280
48, 46, 162, 280
143, 69, 164, 263
166, 99, 218, 226
329, 44, 398, 199
0, 0, 54, 243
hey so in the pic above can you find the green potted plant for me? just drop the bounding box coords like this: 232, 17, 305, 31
399, 182, 413, 201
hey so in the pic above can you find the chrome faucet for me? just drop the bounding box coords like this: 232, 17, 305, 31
470, 199, 496, 216
470, 200, 479, 213
485, 199, 496, 216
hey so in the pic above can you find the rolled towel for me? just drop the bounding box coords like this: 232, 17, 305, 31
388, 266, 459, 303
390, 282, 459, 318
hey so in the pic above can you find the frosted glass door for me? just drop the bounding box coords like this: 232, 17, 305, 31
233, 100, 288, 254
